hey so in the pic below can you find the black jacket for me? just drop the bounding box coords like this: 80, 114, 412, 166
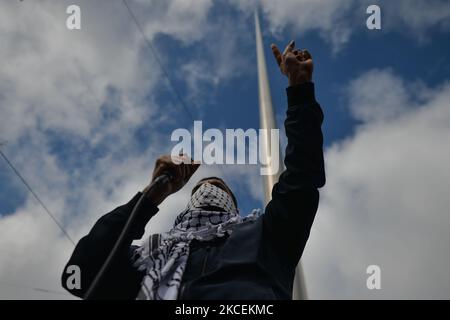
61, 82, 325, 299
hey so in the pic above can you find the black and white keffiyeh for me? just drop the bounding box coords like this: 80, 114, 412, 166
132, 182, 260, 300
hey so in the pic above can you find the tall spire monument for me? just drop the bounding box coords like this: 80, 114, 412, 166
254, 11, 308, 300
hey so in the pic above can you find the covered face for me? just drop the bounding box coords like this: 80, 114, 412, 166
187, 182, 237, 214
191, 177, 237, 208
173, 182, 238, 228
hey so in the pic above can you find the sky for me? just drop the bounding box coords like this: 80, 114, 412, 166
0, 0, 450, 299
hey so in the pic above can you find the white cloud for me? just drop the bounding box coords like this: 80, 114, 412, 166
0, 0, 157, 142
0, 0, 260, 299
232, 0, 450, 52
134, 0, 214, 43
346, 69, 411, 122
303, 69, 450, 299
1, 0, 450, 300
382, 0, 450, 42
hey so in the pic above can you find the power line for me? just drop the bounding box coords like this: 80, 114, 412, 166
121, 0, 228, 179
121, 0, 195, 121
0, 149, 75, 246
0, 2, 231, 301
0, 280, 71, 297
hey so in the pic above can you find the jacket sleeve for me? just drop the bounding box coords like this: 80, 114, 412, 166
262, 82, 325, 268
61, 192, 159, 299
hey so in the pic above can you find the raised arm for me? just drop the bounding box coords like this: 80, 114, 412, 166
61, 154, 199, 299
262, 41, 325, 268
61, 193, 159, 299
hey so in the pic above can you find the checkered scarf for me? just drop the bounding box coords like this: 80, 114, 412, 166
132, 182, 259, 300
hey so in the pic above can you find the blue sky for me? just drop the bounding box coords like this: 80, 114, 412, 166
1, 0, 450, 299
129, 1, 450, 212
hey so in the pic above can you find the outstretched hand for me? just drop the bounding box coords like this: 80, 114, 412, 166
271, 40, 313, 86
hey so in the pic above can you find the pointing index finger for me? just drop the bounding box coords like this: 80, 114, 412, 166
271, 44, 283, 66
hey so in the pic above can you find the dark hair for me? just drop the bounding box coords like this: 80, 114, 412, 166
193, 176, 238, 208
